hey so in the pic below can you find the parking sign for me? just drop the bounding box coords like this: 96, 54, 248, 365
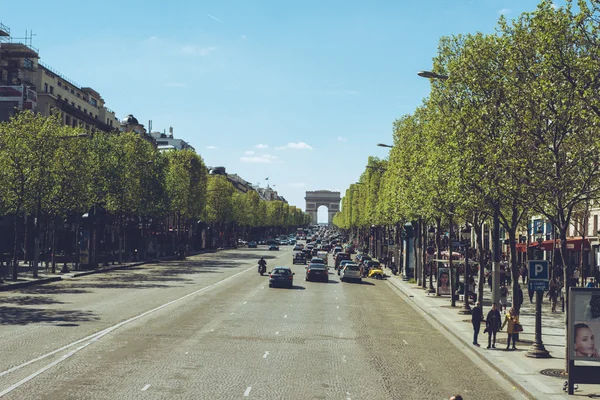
528, 260, 549, 281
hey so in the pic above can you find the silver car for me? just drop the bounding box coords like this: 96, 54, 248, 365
341, 263, 362, 283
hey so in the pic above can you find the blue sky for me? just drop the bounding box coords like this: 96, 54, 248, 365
4, 0, 561, 222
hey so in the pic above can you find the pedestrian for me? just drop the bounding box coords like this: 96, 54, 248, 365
586, 278, 597, 288
528, 283, 534, 303
517, 285, 524, 309
502, 307, 521, 350
485, 303, 501, 349
520, 264, 527, 284
548, 278, 559, 312
472, 302, 483, 347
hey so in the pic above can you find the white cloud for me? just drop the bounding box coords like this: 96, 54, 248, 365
275, 146, 287, 151
240, 154, 278, 163
244, 150, 255, 155
289, 182, 306, 188
498, 8, 511, 15
287, 142, 313, 150
206, 145, 218, 150
255, 144, 268, 149
337, 136, 347, 142
208, 14, 225, 24
179, 45, 217, 57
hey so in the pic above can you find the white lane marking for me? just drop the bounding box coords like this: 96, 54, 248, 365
342, 355, 347, 363
0, 263, 258, 395
337, 317, 341, 321
185, 352, 189, 355
230, 312, 235, 315
275, 331, 279, 335
284, 315, 287, 318
403, 340, 408, 345
142, 384, 151, 391
347, 392, 352, 400
336, 305, 339, 309
339, 333, 343, 337
263, 351, 269, 359
243, 301, 247, 304
244, 386, 252, 396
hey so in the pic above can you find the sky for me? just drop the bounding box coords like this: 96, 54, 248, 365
3, 0, 562, 222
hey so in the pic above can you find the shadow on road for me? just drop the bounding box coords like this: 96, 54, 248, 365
66, 282, 177, 290
0, 296, 65, 306
18, 286, 91, 295
0, 306, 99, 325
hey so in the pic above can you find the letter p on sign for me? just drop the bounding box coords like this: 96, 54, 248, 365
528, 260, 549, 281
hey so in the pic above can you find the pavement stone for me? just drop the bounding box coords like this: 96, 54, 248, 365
384, 270, 600, 399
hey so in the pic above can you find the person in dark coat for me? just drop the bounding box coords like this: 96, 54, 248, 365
485, 303, 502, 349
472, 302, 483, 347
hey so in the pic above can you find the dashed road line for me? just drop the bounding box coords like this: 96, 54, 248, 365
244, 386, 252, 396
141, 384, 151, 391
403, 339, 408, 345
263, 351, 269, 359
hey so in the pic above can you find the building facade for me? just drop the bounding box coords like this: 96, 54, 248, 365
35, 63, 118, 133
0, 23, 39, 121
149, 127, 195, 151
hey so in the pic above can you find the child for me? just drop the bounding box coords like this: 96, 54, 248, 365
574, 323, 600, 358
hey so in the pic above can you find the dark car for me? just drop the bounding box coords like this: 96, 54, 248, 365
305, 263, 328, 282
269, 266, 294, 288
292, 252, 306, 264
269, 244, 279, 251
334, 252, 351, 269
248, 241, 257, 248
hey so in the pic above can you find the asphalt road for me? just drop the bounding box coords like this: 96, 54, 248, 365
0, 246, 518, 399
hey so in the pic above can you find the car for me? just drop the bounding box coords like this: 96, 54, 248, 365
356, 254, 372, 264
317, 251, 329, 265
333, 246, 343, 255
341, 263, 362, 282
289, 239, 297, 245
248, 241, 257, 248
309, 257, 325, 266
334, 252, 351, 269
269, 244, 279, 251
337, 259, 354, 273
293, 244, 303, 251
292, 252, 306, 264
279, 239, 288, 245
269, 266, 294, 288
305, 263, 328, 282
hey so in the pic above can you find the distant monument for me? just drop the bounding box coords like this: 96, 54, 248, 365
304, 190, 341, 225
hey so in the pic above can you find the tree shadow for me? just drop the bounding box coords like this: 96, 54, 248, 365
0, 306, 99, 325
0, 296, 65, 306
17, 286, 90, 295
66, 282, 176, 290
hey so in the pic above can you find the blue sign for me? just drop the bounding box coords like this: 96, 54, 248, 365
529, 280, 549, 291
528, 260, 549, 281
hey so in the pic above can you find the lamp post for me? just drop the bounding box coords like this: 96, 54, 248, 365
526, 232, 551, 358
377, 143, 393, 148
427, 226, 436, 293
459, 225, 472, 314
370, 225, 376, 257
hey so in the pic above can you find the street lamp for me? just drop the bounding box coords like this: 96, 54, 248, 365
526, 229, 551, 358
377, 143, 393, 148
417, 71, 449, 80
427, 226, 436, 293
459, 225, 472, 315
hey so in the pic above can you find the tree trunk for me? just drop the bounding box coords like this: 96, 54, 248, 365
12, 208, 21, 280
507, 227, 520, 313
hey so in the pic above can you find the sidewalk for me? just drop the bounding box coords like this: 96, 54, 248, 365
0, 250, 213, 292
385, 271, 600, 399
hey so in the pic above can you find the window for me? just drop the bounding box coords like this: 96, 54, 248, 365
58, 81, 62, 87
595, 215, 598, 236
71, 89, 74, 94
76, 93, 80, 98
84, 109, 87, 114
78, 105, 81, 110
71, 102, 75, 106
65, 115, 71, 125
57, 95, 61, 100
49, 86, 54, 94
44, 83, 48, 93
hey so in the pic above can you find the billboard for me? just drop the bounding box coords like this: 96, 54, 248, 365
569, 288, 600, 361
438, 267, 451, 295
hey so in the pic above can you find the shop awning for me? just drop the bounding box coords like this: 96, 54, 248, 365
527, 237, 590, 252
528, 240, 555, 251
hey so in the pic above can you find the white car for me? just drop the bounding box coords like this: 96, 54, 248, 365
340, 263, 362, 283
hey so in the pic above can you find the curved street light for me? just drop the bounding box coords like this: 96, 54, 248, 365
417, 70, 449, 80
377, 143, 393, 148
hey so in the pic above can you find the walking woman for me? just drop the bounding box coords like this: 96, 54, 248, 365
502, 307, 521, 350
485, 303, 502, 349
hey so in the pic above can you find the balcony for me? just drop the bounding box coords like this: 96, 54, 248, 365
53, 97, 115, 133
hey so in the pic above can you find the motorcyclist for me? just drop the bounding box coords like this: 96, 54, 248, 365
258, 257, 267, 274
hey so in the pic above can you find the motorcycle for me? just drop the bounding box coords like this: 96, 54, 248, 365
258, 263, 266, 276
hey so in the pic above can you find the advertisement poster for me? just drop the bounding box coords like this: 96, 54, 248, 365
569, 288, 600, 361
438, 267, 451, 295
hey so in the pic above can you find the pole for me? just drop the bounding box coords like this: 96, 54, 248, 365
526, 245, 551, 358
459, 239, 472, 314
492, 207, 500, 305
449, 214, 456, 307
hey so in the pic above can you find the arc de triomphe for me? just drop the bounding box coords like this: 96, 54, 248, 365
305, 190, 341, 225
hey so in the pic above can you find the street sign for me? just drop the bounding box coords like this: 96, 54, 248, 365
528, 260, 549, 281
529, 280, 549, 291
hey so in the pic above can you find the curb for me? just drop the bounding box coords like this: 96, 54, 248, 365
0, 276, 63, 292
386, 275, 537, 400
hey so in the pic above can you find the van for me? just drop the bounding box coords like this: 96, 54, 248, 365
317, 251, 328, 265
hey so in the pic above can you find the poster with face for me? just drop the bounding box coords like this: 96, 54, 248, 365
569, 289, 600, 361
438, 267, 451, 295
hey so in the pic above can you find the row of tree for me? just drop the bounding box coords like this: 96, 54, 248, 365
333, 0, 600, 362
0, 111, 310, 279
